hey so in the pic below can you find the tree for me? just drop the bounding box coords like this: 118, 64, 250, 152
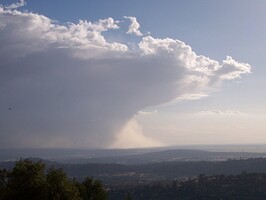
0, 169, 8, 200
46, 167, 81, 200
77, 177, 108, 200
125, 193, 133, 200
0, 159, 107, 200
5, 159, 48, 200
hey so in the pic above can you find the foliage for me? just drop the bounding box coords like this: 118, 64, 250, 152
109, 172, 266, 200
46, 167, 81, 200
77, 177, 108, 200
3, 158, 266, 199
0, 159, 107, 200
55, 157, 266, 184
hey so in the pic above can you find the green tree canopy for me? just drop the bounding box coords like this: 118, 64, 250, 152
0, 159, 107, 200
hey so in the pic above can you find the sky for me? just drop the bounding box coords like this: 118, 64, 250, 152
0, 0, 265, 149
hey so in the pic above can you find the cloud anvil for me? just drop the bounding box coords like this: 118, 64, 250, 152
0, 3, 251, 148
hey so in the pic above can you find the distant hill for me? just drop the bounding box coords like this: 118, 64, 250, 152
2, 146, 266, 164
81, 149, 266, 164
3, 157, 266, 185
0, 148, 163, 162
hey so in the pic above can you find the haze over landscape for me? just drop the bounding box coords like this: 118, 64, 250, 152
1, 0, 266, 149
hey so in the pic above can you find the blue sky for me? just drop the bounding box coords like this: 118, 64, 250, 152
0, 0, 265, 148
21, 1, 265, 56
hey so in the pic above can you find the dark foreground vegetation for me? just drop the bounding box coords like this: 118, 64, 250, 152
2, 159, 266, 199
0, 159, 107, 200
4, 157, 266, 184
109, 172, 266, 200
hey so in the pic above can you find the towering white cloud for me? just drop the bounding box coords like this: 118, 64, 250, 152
0, 4, 251, 148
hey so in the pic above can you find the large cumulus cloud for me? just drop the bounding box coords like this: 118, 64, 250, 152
0, 4, 251, 148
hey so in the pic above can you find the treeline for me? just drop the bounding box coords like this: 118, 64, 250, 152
0, 159, 107, 200
109, 172, 266, 200
131, 157, 266, 178
2, 159, 266, 199
63, 157, 266, 183
3, 158, 266, 185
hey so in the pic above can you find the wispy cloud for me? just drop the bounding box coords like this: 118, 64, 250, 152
124, 16, 143, 36
137, 110, 158, 115
176, 93, 209, 101
196, 109, 246, 116
4, 0, 26, 10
